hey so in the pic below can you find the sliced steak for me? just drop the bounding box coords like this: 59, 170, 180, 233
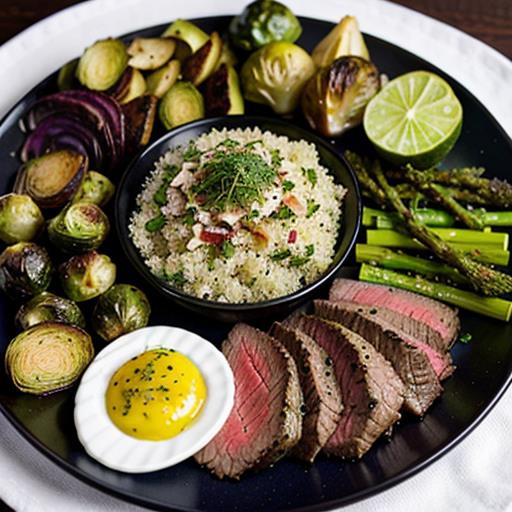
314, 300, 446, 415
270, 322, 344, 463
195, 324, 303, 479
316, 300, 454, 379
285, 315, 404, 459
329, 279, 460, 348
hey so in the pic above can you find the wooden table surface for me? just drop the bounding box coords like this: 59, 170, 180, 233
0, 0, 511, 58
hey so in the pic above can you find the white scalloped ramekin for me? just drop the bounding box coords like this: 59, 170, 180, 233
74, 325, 234, 473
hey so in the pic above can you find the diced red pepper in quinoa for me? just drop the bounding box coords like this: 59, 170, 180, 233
288, 230, 297, 244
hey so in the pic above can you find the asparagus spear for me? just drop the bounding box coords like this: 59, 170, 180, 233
402, 166, 484, 229
345, 151, 388, 207
356, 244, 469, 285
359, 264, 512, 322
386, 166, 486, 181
394, 184, 489, 206
370, 161, 512, 296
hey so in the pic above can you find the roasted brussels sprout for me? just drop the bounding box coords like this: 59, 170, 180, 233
48, 202, 110, 254
311, 16, 369, 68
204, 64, 244, 116
0, 242, 53, 300
229, 0, 302, 51
76, 38, 128, 91
183, 32, 223, 86
59, 251, 116, 302
162, 19, 209, 54
0, 194, 44, 244
92, 284, 151, 342
57, 58, 79, 91
14, 149, 88, 209
16, 292, 85, 331
146, 60, 181, 98
127, 38, 176, 70
159, 81, 204, 130
301, 55, 380, 137
5, 322, 94, 395
71, 171, 115, 207
240, 41, 314, 114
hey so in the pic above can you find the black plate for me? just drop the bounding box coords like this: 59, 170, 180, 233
115, 115, 361, 323
1, 15, 512, 512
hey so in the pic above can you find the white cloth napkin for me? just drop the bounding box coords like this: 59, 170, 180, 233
3, 389, 512, 512
1, 0, 512, 511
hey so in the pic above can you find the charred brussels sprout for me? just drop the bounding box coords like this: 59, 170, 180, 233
311, 16, 369, 68
16, 292, 85, 331
0, 242, 53, 300
14, 149, 88, 209
92, 284, 151, 342
159, 81, 204, 130
76, 38, 128, 91
301, 55, 380, 137
71, 171, 115, 207
48, 202, 110, 254
59, 251, 116, 302
5, 322, 94, 395
240, 41, 314, 114
0, 194, 44, 244
229, 0, 302, 51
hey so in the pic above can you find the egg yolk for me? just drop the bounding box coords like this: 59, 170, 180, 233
106, 348, 207, 441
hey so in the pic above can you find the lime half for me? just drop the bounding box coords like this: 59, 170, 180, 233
363, 71, 462, 168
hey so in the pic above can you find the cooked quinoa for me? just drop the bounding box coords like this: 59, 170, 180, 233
129, 127, 346, 303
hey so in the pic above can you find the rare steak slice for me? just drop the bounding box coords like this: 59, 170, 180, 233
315, 300, 454, 380
285, 315, 404, 459
329, 279, 460, 349
315, 300, 448, 415
194, 323, 303, 479
270, 322, 344, 463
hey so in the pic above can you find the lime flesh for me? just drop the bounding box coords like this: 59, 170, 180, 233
363, 71, 463, 169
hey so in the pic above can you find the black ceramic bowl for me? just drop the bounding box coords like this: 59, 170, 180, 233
115, 116, 361, 322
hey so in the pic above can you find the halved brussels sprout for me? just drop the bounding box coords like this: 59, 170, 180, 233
162, 19, 209, 53
122, 95, 158, 151
59, 251, 116, 302
204, 64, 244, 116
76, 38, 128, 91
71, 171, 115, 207
48, 202, 110, 254
127, 38, 176, 70
14, 149, 88, 209
159, 81, 204, 130
0, 194, 44, 244
240, 41, 315, 114
301, 55, 380, 137
311, 16, 370, 68
92, 284, 151, 342
0, 242, 53, 300
5, 322, 94, 395
183, 32, 222, 86
147, 60, 181, 98
16, 291, 85, 331
229, 0, 302, 51
57, 58, 79, 91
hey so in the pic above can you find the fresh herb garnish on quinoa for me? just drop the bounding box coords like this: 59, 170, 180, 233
192, 147, 278, 211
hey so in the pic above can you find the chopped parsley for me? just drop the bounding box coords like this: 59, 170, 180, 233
282, 180, 295, 192
244, 139, 263, 148
247, 209, 260, 221
145, 214, 166, 233
306, 200, 320, 218
207, 245, 217, 271
270, 249, 291, 261
216, 138, 240, 149
182, 207, 196, 226
153, 165, 179, 206
221, 240, 235, 259
271, 149, 282, 167
289, 245, 315, 267
192, 147, 278, 210
166, 270, 187, 287
303, 167, 317, 187
274, 205, 295, 220
183, 144, 202, 161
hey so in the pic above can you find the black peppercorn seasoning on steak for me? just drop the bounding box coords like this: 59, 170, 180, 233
285, 315, 404, 459
329, 279, 460, 349
314, 300, 450, 416
270, 322, 344, 463
194, 323, 303, 479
